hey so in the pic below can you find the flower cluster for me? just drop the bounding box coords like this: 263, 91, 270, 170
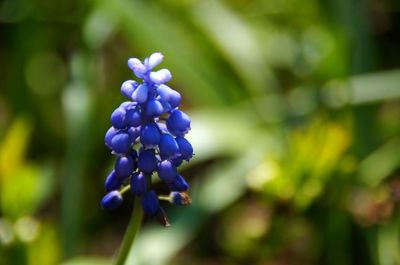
101, 52, 193, 224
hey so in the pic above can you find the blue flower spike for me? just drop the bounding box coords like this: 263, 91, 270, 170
101, 52, 194, 226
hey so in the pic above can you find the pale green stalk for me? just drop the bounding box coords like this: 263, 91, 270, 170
114, 198, 143, 265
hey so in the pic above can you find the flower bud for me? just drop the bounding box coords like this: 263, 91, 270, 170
105, 127, 118, 148
128, 58, 147, 78
157, 160, 177, 182
110, 133, 132, 154
159, 133, 179, 159
175, 136, 193, 161
115, 156, 136, 179
121, 80, 138, 98
120, 101, 137, 109
101, 191, 123, 210
130, 172, 147, 196
110, 107, 127, 129
127, 126, 141, 143
140, 123, 160, 147
147, 52, 163, 69
171, 156, 183, 167
159, 99, 172, 113
105, 170, 122, 191
126, 108, 142, 127
141, 191, 160, 216
157, 84, 181, 109
131, 83, 148, 103
138, 149, 158, 174
150, 69, 172, 84
145, 99, 164, 117
167, 110, 191, 136
168, 174, 189, 192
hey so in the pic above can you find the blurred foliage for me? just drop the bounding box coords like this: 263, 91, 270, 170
1, 0, 400, 265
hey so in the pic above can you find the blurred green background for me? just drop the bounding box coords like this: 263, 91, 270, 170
1, 0, 400, 264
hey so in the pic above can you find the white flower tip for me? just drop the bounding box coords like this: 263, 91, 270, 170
148, 52, 164, 69
150, 69, 172, 84
132, 83, 148, 103
128, 58, 147, 78
127, 58, 143, 69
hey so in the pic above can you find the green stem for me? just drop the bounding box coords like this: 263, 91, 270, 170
158, 195, 171, 201
114, 198, 143, 265
120, 185, 131, 195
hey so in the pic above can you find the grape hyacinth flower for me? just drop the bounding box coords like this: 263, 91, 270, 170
101, 52, 194, 226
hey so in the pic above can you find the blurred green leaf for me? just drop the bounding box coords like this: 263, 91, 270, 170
377, 218, 400, 265
359, 138, 400, 187
323, 69, 400, 108
61, 257, 110, 265
257, 120, 351, 208
190, 0, 278, 94
61, 51, 95, 258
126, 148, 267, 265
186, 108, 262, 160
27, 222, 61, 265
0, 118, 32, 181
0, 165, 48, 219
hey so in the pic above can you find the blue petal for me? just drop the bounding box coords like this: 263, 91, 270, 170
120, 101, 136, 109
141, 190, 160, 216
171, 156, 183, 167
101, 191, 123, 210
158, 133, 179, 159
127, 126, 141, 143
137, 149, 158, 174
167, 110, 191, 135
121, 80, 137, 99
105, 127, 118, 149
126, 108, 142, 127
157, 84, 181, 109
105, 170, 122, 191
147, 52, 163, 69
166, 121, 181, 136
157, 160, 177, 182
167, 92, 181, 109
168, 174, 189, 192
130, 172, 147, 196
146, 99, 164, 117
110, 133, 132, 154
175, 136, 193, 161
140, 123, 161, 147
110, 107, 127, 129
131, 83, 148, 103
115, 156, 136, 179
158, 99, 172, 113
127, 58, 147, 78
150, 69, 172, 84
